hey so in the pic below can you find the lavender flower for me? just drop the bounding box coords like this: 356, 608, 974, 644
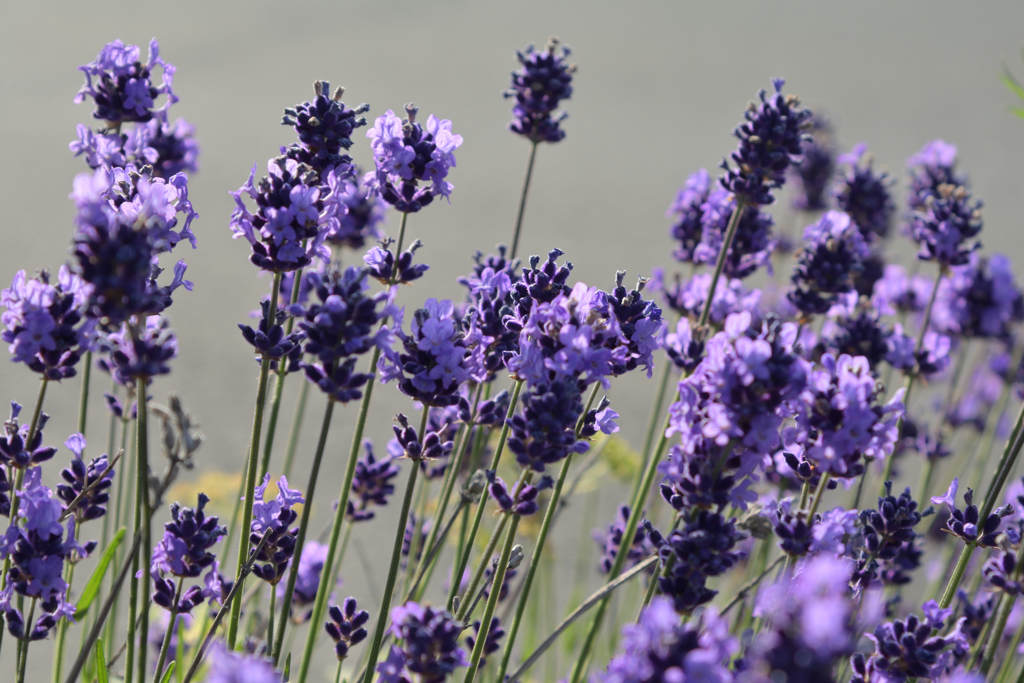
852, 483, 932, 589
740, 556, 855, 682
457, 248, 520, 381
788, 211, 870, 316
74, 39, 177, 124
644, 512, 746, 613
818, 294, 895, 370
149, 493, 226, 614
931, 478, 1014, 548
365, 105, 463, 212
666, 168, 711, 263
364, 238, 430, 285
105, 315, 177, 385
693, 186, 777, 278
380, 602, 468, 683
325, 597, 369, 660
720, 78, 812, 206
788, 353, 904, 479
205, 644, 282, 683
1, 468, 79, 639
932, 253, 1024, 341
596, 597, 735, 683
346, 440, 399, 522
833, 143, 895, 242
294, 266, 391, 403
323, 169, 386, 250
593, 504, 655, 573
55, 433, 113, 523
983, 549, 1023, 595
1, 267, 96, 379
871, 264, 934, 316
907, 139, 966, 210
378, 298, 478, 407
652, 270, 761, 327
0, 402, 57, 470
465, 617, 505, 668
71, 166, 196, 324
850, 601, 968, 683
281, 80, 369, 176
278, 540, 329, 617
789, 113, 837, 211
909, 184, 982, 267
486, 471, 553, 516
505, 38, 575, 144
401, 513, 432, 567
238, 299, 304, 372
505, 379, 588, 472
249, 474, 303, 585
125, 117, 201, 178
229, 156, 337, 272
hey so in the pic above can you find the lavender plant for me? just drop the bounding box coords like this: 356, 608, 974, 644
4, 32, 1024, 683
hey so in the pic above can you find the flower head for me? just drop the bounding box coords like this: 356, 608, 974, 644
74, 39, 177, 124
833, 143, 895, 242
788, 211, 870, 316
505, 38, 575, 143
281, 80, 369, 176
249, 475, 304, 585
719, 78, 812, 206
365, 105, 463, 212
789, 113, 837, 211
55, 433, 113, 523
382, 602, 469, 683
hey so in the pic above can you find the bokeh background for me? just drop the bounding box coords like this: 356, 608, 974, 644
2, 1, 1024, 680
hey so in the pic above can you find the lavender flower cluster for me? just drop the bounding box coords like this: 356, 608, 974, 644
2, 30, 1024, 683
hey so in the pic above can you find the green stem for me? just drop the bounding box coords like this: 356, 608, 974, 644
997, 587, 1024, 683
509, 140, 539, 261
281, 380, 311, 480
17, 599, 36, 683
153, 577, 185, 683
135, 374, 152, 683
228, 271, 283, 648
981, 538, 1024, 675
360, 430, 424, 683
455, 515, 509, 622
78, 350, 93, 434
271, 397, 336, 664
259, 266, 304, 481
493, 385, 600, 682
267, 585, 276, 656
447, 380, 523, 612
629, 360, 675, 504
505, 555, 658, 683
697, 200, 745, 330
463, 475, 531, 683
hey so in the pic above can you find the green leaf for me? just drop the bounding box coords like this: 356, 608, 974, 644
95, 639, 109, 683
159, 661, 176, 683
1001, 66, 1024, 103
75, 527, 125, 619
284, 652, 292, 681
1012, 106, 1024, 120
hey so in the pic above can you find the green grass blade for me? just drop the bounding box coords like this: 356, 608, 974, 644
74, 527, 125, 619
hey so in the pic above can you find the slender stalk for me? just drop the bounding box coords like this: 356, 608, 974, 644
981, 538, 1024, 675
260, 266, 304, 481
997, 587, 1024, 683
509, 140, 539, 261
447, 380, 523, 612
153, 578, 185, 683
228, 271, 283, 648
455, 515, 509, 622
78, 350, 93, 434
135, 374, 152, 683
408, 497, 466, 602
17, 599, 36, 683
493, 385, 600, 682
697, 201, 745, 330
281, 380, 311, 480
267, 586, 276, 656
360, 433, 424, 683
463, 475, 532, 683
630, 360, 675, 504
51, 521, 81, 683
271, 398, 336, 664
505, 555, 657, 683
720, 555, 786, 616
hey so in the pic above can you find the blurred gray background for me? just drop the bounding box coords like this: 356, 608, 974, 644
2, 1, 1024, 680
